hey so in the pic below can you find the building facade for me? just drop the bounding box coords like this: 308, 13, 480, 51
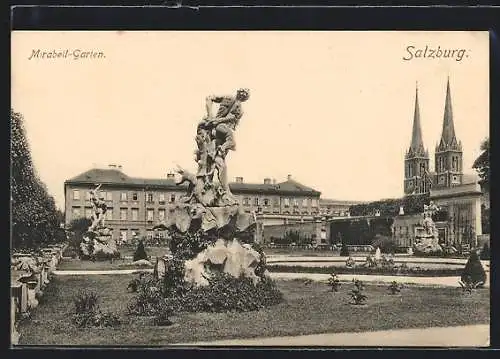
64, 167, 322, 242
402, 78, 483, 247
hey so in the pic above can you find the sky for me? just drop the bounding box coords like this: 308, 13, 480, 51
11, 31, 489, 210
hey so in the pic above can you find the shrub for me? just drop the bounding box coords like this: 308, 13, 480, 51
133, 240, 148, 262
153, 301, 175, 326
93, 250, 121, 261
461, 251, 486, 287
169, 230, 216, 260
74, 291, 99, 314
327, 272, 341, 292
387, 281, 402, 295
349, 279, 367, 305
340, 243, 350, 257
371, 235, 398, 254
71, 291, 121, 328
480, 243, 490, 260
126, 273, 164, 316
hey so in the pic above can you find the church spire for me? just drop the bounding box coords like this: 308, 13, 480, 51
407, 83, 427, 158
437, 77, 460, 151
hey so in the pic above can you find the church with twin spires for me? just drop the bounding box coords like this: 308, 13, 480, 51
402, 77, 484, 246
404, 78, 468, 195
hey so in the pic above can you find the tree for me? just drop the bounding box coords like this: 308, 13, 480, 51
133, 240, 148, 262
461, 251, 486, 287
472, 137, 489, 189
11, 109, 60, 249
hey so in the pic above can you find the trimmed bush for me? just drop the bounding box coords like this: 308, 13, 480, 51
133, 240, 148, 262
461, 251, 486, 287
480, 243, 490, 260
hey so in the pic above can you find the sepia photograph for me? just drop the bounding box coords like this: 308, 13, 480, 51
10, 30, 490, 347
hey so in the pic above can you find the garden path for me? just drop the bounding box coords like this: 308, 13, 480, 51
174, 324, 490, 347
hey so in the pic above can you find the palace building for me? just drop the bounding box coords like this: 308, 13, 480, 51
401, 78, 484, 246
64, 167, 325, 242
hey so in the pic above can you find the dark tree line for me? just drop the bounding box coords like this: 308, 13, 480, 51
349, 193, 430, 218
11, 109, 64, 249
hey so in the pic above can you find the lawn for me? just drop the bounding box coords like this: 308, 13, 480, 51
18, 274, 489, 346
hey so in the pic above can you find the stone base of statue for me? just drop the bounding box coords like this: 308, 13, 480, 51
80, 228, 120, 259
414, 232, 442, 254
154, 202, 265, 287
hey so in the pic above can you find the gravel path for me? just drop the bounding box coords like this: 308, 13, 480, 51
175, 324, 489, 347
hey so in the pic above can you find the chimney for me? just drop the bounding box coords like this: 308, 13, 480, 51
167, 173, 175, 180
108, 164, 116, 169
235, 177, 244, 184
287, 174, 292, 180
264, 178, 271, 185
117, 165, 123, 171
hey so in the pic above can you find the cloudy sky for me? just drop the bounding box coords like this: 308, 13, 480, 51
11, 31, 489, 210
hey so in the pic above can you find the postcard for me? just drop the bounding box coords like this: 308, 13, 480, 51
11, 30, 490, 348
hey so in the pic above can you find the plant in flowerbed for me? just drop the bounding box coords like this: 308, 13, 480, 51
348, 279, 367, 305
327, 272, 341, 292
71, 290, 121, 328
387, 281, 403, 295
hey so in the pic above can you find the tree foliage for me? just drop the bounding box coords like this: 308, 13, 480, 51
11, 109, 61, 249
349, 193, 430, 217
472, 137, 489, 189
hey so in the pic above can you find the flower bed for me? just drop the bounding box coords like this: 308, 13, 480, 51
267, 264, 464, 277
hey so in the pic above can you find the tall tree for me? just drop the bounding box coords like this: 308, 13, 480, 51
11, 109, 60, 249
472, 137, 489, 189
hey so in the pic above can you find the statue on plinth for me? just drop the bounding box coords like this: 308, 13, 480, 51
80, 183, 119, 258
154, 88, 267, 286
414, 201, 442, 253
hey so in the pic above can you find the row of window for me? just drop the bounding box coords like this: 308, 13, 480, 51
117, 229, 168, 242
241, 197, 319, 207
72, 189, 178, 203
72, 189, 319, 208
72, 207, 168, 221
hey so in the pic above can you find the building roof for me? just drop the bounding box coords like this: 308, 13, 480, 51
65, 168, 321, 196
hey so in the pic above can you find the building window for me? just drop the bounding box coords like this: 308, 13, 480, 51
169, 194, 176, 203
263, 198, 270, 206
147, 209, 154, 221
73, 190, 80, 200
72, 207, 81, 218
84, 208, 92, 218
99, 191, 105, 199
254, 197, 259, 206
120, 230, 127, 242
293, 198, 299, 207
159, 193, 165, 204
106, 209, 113, 220
311, 199, 318, 207
284, 198, 290, 207
120, 208, 127, 220
131, 208, 139, 221
159, 209, 166, 221
120, 192, 127, 201
146, 193, 154, 203
243, 197, 250, 206
147, 230, 154, 239
132, 192, 138, 201
85, 191, 91, 201
273, 197, 280, 206
302, 198, 308, 207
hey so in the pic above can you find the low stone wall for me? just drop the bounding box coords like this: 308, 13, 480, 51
10, 243, 67, 346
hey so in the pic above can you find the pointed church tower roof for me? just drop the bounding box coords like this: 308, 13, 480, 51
437, 77, 462, 152
406, 83, 428, 158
